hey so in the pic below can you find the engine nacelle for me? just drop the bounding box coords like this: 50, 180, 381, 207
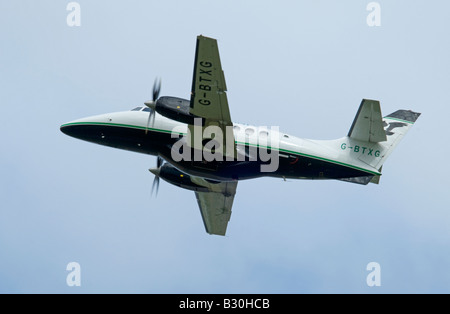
157, 163, 210, 192
155, 96, 203, 125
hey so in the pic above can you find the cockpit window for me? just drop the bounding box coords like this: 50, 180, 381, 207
142, 107, 151, 112
131, 107, 143, 111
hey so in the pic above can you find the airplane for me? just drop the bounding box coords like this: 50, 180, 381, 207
60, 35, 421, 236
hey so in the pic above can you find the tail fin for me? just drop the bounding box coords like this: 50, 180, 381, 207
348, 99, 387, 143
342, 99, 420, 184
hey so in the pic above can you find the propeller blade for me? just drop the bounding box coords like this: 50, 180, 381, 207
151, 109, 156, 127
151, 176, 160, 197
155, 177, 160, 195
144, 78, 161, 134
145, 110, 154, 135
149, 157, 163, 197
145, 112, 151, 135
152, 78, 161, 101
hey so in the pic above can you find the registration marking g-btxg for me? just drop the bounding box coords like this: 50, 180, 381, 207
341, 143, 380, 157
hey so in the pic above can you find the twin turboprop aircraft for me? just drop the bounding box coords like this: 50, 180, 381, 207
60, 35, 421, 236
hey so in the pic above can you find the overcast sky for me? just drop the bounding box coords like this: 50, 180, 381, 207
1, 1, 449, 293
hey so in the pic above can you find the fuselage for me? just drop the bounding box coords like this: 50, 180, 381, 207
60, 106, 379, 182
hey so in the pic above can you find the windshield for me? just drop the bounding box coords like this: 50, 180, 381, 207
131, 107, 151, 112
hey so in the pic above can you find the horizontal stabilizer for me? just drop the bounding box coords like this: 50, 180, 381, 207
338, 176, 374, 185
385, 110, 421, 123
348, 99, 387, 143
339, 166, 382, 185
370, 174, 381, 184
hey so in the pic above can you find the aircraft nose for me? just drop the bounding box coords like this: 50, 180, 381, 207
60, 122, 79, 138
60, 112, 122, 143
60, 121, 92, 141
60, 123, 72, 136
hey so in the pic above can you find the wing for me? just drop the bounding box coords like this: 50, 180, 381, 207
190, 177, 238, 236
189, 35, 236, 159
186, 35, 238, 235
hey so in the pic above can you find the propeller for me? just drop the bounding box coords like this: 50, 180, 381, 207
144, 78, 161, 134
149, 156, 164, 197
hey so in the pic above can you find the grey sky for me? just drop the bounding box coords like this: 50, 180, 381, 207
1, 1, 449, 293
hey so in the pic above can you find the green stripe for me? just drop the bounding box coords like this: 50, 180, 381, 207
384, 117, 414, 124
60, 121, 185, 135
62, 121, 380, 176
236, 141, 380, 176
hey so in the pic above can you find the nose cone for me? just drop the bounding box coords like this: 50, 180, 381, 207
60, 121, 75, 136
60, 121, 89, 140
60, 123, 75, 136
60, 113, 112, 141
60, 116, 105, 142
60, 111, 134, 145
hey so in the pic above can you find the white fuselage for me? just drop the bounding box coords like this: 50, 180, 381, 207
61, 107, 382, 180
